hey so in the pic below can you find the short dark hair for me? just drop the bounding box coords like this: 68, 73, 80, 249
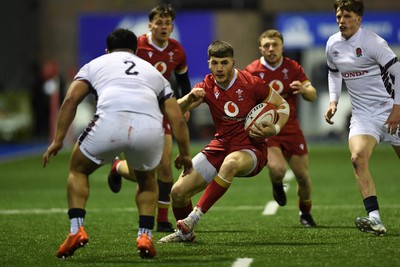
207, 40, 234, 59
334, 0, 364, 16
106, 28, 137, 52
148, 4, 175, 22
259, 29, 284, 45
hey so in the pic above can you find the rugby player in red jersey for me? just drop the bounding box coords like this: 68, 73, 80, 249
245, 29, 317, 227
158, 40, 290, 243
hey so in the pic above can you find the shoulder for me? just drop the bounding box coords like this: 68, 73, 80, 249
137, 34, 147, 43
238, 69, 262, 83
168, 38, 185, 51
360, 28, 387, 45
326, 32, 342, 47
283, 57, 299, 66
245, 59, 261, 71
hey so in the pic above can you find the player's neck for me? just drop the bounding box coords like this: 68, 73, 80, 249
151, 37, 168, 48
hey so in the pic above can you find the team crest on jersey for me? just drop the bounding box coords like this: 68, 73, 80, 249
236, 89, 244, 101
168, 51, 174, 62
269, 80, 284, 94
224, 101, 239, 117
282, 68, 289, 80
356, 47, 362, 57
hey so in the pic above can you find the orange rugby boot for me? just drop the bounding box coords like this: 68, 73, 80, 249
56, 226, 89, 258
137, 233, 156, 258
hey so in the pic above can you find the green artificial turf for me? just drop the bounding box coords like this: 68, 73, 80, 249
1, 143, 399, 267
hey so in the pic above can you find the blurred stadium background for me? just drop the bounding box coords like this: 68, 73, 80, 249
0, 0, 399, 148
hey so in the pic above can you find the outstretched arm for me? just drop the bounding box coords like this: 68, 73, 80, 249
42, 80, 90, 167
163, 97, 193, 176
177, 87, 206, 113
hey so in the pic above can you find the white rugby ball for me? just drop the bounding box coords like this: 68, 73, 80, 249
244, 102, 277, 134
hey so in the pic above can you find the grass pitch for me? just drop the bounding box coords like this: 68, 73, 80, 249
1, 142, 399, 267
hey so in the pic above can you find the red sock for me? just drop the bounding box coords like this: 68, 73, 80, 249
172, 200, 193, 221
299, 200, 312, 214
197, 179, 229, 213
157, 206, 169, 223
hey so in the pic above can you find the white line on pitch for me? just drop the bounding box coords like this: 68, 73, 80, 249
232, 258, 254, 267
1, 204, 400, 215
262, 169, 294, 216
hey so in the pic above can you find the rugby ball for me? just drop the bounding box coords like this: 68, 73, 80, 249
244, 102, 277, 134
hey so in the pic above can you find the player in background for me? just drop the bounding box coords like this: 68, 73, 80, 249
245, 29, 317, 227
107, 4, 192, 233
324, 0, 400, 235
42, 28, 192, 258
158, 40, 290, 243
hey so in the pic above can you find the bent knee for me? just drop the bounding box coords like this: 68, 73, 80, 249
170, 185, 188, 205
350, 152, 369, 169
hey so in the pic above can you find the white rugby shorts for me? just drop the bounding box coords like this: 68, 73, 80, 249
78, 112, 164, 171
349, 112, 400, 146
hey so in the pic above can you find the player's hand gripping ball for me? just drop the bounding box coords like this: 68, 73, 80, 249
244, 102, 277, 135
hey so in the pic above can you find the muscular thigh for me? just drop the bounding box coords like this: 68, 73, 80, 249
348, 135, 377, 159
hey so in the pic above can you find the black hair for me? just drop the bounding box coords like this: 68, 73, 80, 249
148, 4, 175, 22
207, 40, 234, 59
334, 0, 364, 16
106, 28, 137, 52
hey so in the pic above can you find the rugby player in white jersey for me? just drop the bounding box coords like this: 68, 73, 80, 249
324, 0, 400, 236
42, 28, 192, 258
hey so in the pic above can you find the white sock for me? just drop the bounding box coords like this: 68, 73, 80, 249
369, 210, 381, 221
189, 207, 204, 224
137, 228, 152, 239
70, 217, 84, 234
116, 161, 122, 174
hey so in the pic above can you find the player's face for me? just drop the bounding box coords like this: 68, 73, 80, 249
259, 37, 283, 67
336, 9, 361, 40
149, 14, 174, 47
208, 56, 235, 87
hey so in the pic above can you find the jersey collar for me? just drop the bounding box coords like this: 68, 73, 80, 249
146, 32, 168, 52
260, 56, 283, 71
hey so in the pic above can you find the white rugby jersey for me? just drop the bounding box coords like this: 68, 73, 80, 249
326, 27, 398, 115
75, 51, 174, 121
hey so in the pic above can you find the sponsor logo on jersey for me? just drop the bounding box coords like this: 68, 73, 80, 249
224, 101, 239, 117
154, 61, 167, 75
269, 80, 284, 94
341, 70, 368, 78
333, 50, 339, 57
